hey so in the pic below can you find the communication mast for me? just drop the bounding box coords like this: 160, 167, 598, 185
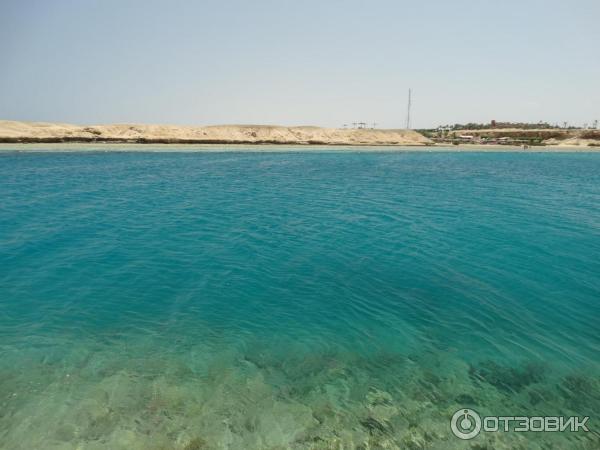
406, 88, 412, 129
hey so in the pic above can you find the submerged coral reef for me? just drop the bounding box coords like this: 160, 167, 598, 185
1, 335, 597, 450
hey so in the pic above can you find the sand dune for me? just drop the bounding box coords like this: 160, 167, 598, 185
0, 121, 432, 146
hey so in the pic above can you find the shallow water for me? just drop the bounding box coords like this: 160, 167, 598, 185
1, 150, 599, 449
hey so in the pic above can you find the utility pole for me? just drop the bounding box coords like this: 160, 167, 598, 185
406, 88, 412, 129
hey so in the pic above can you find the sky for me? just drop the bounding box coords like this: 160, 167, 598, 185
1, 0, 599, 129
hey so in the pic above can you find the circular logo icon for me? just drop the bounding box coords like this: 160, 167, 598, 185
451, 408, 482, 440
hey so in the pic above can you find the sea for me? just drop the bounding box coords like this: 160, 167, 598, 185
1, 147, 599, 449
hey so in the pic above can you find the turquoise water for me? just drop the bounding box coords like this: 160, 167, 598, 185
1, 149, 599, 449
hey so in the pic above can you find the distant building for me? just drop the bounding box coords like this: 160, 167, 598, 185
491, 120, 496, 128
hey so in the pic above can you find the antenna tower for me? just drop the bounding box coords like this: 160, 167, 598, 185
406, 88, 412, 129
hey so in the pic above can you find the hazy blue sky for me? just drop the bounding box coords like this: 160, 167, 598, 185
1, 0, 599, 128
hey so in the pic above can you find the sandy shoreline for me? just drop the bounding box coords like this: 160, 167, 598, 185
1, 142, 599, 153
2, 121, 598, 152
